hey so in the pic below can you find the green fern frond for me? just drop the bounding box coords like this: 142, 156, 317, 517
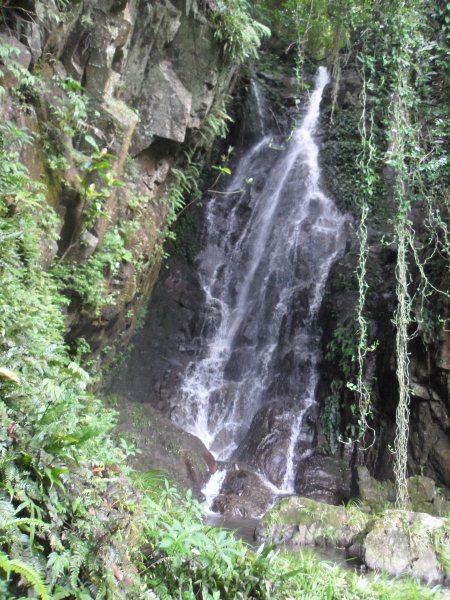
0, 517, 48, 530
0, 550, 50, 599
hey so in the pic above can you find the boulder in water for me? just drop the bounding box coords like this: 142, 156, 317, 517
210, 469, 275, 518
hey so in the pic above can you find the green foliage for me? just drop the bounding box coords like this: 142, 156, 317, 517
53, 225, 132, 313
212, 0, 271, 63
138, 479, 280, 598
51, 75, 89, 136
350, 0, 450, 506
320, 380, 342, 454
200, 99, 234, 145
326, 324, 358, 380
172, 211, 201, 264
78, 139, 123, 230
0, 551, 49, 599
0, 9, 448, 600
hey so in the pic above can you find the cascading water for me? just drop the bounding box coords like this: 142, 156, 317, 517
171, 67, 350, 500
249, 79, 266, 136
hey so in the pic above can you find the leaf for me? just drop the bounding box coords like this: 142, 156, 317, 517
0, 367, 20, 384
0, 551, 49, 599
84, 134, 99, 151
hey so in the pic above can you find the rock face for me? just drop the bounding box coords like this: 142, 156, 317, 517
116, 400, 215, 498
356, 466, 450, 517
318, 66, 450, 495
256, 495, 450, 585
110, 255, 204, 414
1, 0, 236, 367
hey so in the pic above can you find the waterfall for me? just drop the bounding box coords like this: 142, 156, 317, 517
249, 79, 266, 135
172, 67, 349, 496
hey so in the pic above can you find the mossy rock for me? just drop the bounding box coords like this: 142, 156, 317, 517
357, 467, 450, 517
255, 496, 368, 549
363, 510, 450, 584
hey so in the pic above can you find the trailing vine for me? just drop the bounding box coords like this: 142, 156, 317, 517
349, 45, 378, 450
354, 0, 450, 506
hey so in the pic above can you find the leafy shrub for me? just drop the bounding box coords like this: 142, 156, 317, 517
212, 0, 270, 63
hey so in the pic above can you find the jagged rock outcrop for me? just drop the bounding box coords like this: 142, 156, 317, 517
0, 0, 237, 365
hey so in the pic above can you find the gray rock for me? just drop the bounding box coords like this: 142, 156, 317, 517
61, 1, 134, 100
407, 475, 436, 504
0, 35, 31, 70
80, 231, 99, 259
137, 60, 191, 148
438, 331, 450, 371
296, 454, 352, 504
412, 548, 443, 585
356, 465, 396, 510
363, 510, 449, 584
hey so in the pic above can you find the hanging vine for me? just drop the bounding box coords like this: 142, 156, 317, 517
351, 61, 377, 449
356, 0, 449, 506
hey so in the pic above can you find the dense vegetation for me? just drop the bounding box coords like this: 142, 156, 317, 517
0, 0, 448, 597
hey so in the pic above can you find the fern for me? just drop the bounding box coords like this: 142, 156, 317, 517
0, 550, 50, 599
212, 0, 270, 63
69, 539, 89, 588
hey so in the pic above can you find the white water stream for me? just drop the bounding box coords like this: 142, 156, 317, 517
171, 67, 349, 504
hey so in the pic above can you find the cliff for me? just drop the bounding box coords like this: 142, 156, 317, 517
1, 0, 237, 366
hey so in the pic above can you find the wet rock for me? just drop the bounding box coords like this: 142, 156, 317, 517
255, 496, 368, 549
211, 470, 275, 518
296, 454, 352, 504
116, 400, 215, 498
110, 256, 204, 413
363, 510, 449, 584
438, 331, 450, 371
232, 403, 294, 487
